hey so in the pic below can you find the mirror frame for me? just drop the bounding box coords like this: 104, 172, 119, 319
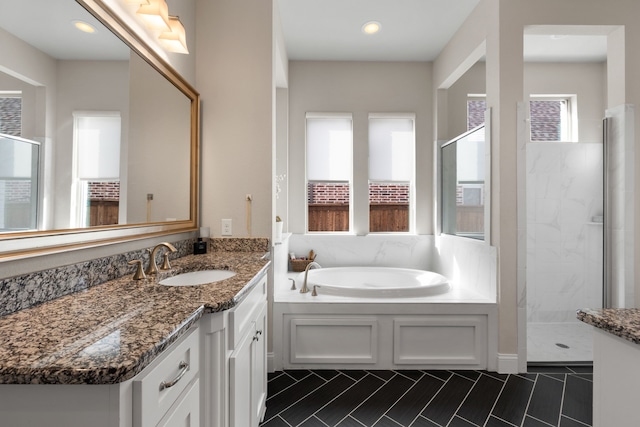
0, 0, 200, 261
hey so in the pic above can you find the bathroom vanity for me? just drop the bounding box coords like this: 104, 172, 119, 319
0, 248, 269, 427
578, 308, 640, 427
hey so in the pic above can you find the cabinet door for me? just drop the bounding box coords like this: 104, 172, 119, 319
252, 303, 268, 424
157, 378, 200, 427
229, 322, 255, 427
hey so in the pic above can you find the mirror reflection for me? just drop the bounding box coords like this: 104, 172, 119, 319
0, 0, 192, 233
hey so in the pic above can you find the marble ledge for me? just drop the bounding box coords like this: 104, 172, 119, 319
577, 308, 640, 345
0, 249, 270, 385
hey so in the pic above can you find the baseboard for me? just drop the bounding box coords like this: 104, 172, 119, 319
497, 353, 519, 374
267, 352, 276, 373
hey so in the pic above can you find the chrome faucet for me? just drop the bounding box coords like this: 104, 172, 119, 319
300, 261, 321, 294
146, 242, 177, 275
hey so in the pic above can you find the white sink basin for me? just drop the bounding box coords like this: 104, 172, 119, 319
159, 270, 236, 286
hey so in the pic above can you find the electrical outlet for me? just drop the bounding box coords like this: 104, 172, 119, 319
221, 219, 232, 236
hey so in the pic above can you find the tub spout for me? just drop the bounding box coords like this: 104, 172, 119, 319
301, 261, 321, 294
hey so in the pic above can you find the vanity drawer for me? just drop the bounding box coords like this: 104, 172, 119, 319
133, 326, 200, 427
228, 275, 267, 349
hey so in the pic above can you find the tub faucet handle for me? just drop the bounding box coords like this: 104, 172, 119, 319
312, 285, 320, 297
289, 278, 296, 290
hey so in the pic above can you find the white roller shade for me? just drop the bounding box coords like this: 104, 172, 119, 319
306, 116, 352, 181
76, 115, 121, 180
369, 117, 414, 181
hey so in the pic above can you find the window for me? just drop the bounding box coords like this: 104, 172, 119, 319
466, 94, 575, 141
368, 115, 414, 232
441, 124, 486, 240
306, 114, 352, 232
0, 91, 22, 137
72, 112, 121, 228
467, 96, 486, 130
529, 96, 575, 142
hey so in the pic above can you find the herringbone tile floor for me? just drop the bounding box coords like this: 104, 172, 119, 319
259, 366, 592, 427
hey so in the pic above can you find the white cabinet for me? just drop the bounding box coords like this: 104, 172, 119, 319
201, 274, 268, 427
230, 302, 267, 427
592, 327, 640, 427
134, 326, 200, 427
0, 324, 200, 427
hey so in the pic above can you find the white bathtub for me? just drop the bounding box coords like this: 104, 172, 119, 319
297, 266, 450, 298
274, 265, 497, 372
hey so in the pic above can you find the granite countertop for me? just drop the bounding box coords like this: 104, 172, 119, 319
577, 308, 640, 344
0, 249, 270, 385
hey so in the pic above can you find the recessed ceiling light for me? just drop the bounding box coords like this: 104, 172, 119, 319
73, 20, 96, 34
362, 21, 381, 35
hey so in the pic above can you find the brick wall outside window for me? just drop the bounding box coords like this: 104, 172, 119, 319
88, 181, 120, 200
467, 100, 486, 130
308, 182, 349, 204
369, 183, 409, 204
0, 97, 22, 137
308, 183, 409, 204
467, 98, 565, 141
530, 100, 562, 141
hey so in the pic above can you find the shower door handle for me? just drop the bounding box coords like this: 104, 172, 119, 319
602, 117, 613, 309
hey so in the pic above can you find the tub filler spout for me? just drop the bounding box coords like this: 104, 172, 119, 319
301, 261, 322, 294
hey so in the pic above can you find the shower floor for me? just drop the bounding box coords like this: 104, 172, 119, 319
527, 322, 593, 363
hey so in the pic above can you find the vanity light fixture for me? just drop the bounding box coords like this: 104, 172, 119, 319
159, 15, 189, 54
136, 0, 171, 31
362, 21, 381, 35
73, 20, 96, 34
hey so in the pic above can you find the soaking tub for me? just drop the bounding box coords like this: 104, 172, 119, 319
274, 266, 498, 371
296, 266, 450, 298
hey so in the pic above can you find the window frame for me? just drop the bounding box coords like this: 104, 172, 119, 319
367, 113, 416, 234
528, 94, 577, 142
305, 112, 354, 234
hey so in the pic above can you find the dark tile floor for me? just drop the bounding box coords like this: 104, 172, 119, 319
259, 366, 592, 427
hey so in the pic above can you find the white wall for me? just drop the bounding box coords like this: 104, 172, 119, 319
127, 53, 191, 224
196, 0, 274, 239
288, 61, 433, 235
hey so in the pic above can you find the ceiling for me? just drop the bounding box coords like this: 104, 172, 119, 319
276, 0, 608, 63
0, 0, 609, 64
0, 0, 128, 61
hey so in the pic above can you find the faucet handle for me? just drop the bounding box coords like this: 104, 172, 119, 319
288, 278, 296, 290
128, 259, 146, 280
161, 253, 172, 270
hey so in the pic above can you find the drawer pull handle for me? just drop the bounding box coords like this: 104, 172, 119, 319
159, 361, 189, 391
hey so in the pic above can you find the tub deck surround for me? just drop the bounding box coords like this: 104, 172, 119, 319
0, 248, 270, 385
577, 308, 640, 344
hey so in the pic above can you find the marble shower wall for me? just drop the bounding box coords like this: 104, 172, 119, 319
526, 142, 603, 323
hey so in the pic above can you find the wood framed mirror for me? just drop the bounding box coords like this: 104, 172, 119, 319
0, 0, 199, 260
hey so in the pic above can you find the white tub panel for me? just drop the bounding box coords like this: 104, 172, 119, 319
393, 316, 486, 366
290, 318, 378, 364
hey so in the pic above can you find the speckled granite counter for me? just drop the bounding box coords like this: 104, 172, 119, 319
0, 249, 270, 385
577, 308, 640, 344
